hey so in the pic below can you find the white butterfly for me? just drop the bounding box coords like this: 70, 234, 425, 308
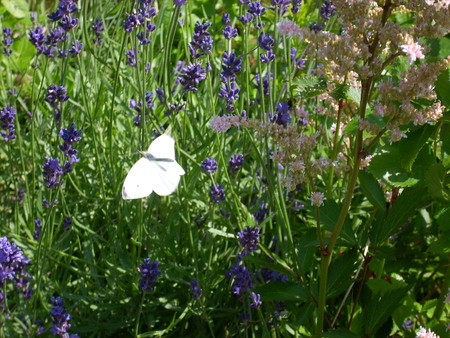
122, 134, 185, 199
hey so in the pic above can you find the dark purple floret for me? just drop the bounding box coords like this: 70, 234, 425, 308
61, 217, 72, 231
254, 201, 268, 223
48, 8, 65, 22
125, 47, 140, 67
57, 48, 69, 59
220, 209, 231, 218
254, 72, 272, 97
0, 236, 30, 285
59, 15, 78, 32
291, 0, 302, 14
257, 267, 289, 283
92, 18, 104, 45
45, 84, 69, 108
137, 32, 152, 45
68, 40, 83, 55
309, 22, 323, 33
260, 49, 275, 63
270, 102, 292, 127
138, 258, 162, 292
2, 27, 13, 56
210, 184, 226, 203
123, 14, 143, 32
321, 1, 337, 21
15, 188, 26, 203
189, 280, 203, 299
34, 219, 42, 240
221, 51, 242, 79
237, 226, 261, 256
248, 2, 266, 16
28, 25, 46, 54
42, 157, 63, 189
189, 21, 213, 59
174, 0, 187, 7
45, 27, 68, 46
291, 48, 306, 68
218, 81, 240, 111
177, 63, 207, 93
258, 32, 274, 51
249, 292, 262, 308
138, 3, 157, 18
402, 319, 414, 329
156, 88, 165, 104
227, 264, 254, 297
0, 104, 17, 141
222, 13, 231, 26
201, 157, 218, 174
222, 26, 238, 40
238, 12, 253, 25
229, 154, 244, 171
59, 122, 82, 157
49, 296, 76, 336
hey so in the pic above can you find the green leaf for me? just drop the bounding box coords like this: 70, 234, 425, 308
1, 0, 29, 18
370, 186, 429, 246
368, 146, 420, 187
359, 171, 386, 212
254, 281, 309, 302
323, 329, 360, 338
329, 83, 348, 101
425, 162, 448, 201
327, 249, 358, 298
296, 228, 317, 273
346, 86, 361, 105
363, 287, 409, 335
317, 199, 356, 245
344, 117, 359, 136
436, 69, 450, 107
398, 124, 435, 172
293, 75, 327, 99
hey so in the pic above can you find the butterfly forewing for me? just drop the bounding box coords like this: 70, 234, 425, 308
122, 158, 155, 199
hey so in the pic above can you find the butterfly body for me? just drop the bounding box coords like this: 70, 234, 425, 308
122, 134, 185, 199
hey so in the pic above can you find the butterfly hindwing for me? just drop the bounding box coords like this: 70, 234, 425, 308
122, 157, 155, 199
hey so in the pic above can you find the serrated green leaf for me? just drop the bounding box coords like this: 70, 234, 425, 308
2, 0, 29, 18
398, 124, 435, 172
359, 171, 386, 212
346, 86, 361, 105
253, 281, 309, 302
293, 75, 327, 99
425, 162, 447, 200
327, 249, 358, 298
436, 69, 450, 107
368, 146, 420, 187
329, 83, 349, 101
363, 287, 409, 335
371, 186, 429, 246
436, 208, 450, 232
427, 237, 450, 254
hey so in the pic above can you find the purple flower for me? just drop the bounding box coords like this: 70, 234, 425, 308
62, 217, 72, 231
227, 264, 254, 297
222, 13, 231, 26
34, 219, 42, 240
258, 32, 274, 51
49, 296, 76, 336
254, 72, 272, 97
137, 32, 152, 45
92, 18, 104, 45
68, 40, 83, 55
138, 258, 162, 292
130, 92, 154, 126
248, 2, 266, 16
321, 1, 337, 21
260, 49, 275, 63
309, 22, 323, 33
125, 47, 140, 67
270, 102, 292, 127
238, 226, 261, 256
238, 12, 253, 25
402, 318, 414, 329
210, 184, 226, 203
123, 13, 142, 32
218, 81, 240, 111
174, 0, 187, 7
177, 63, 207, 93
229, 154, 244, 171
59, 15, 79, 32
257, 267, 289, 283
292, 0, 302, 14
45, 27, 68, 47
254, 201, 268, 223
221, 51, 242, 80
249, 292, 262, 308
156, 88, 165, 104
44, 84, 69, 108
189, 280, 203, 299
0, 236, 30, 285
28, 25, 46, 54
15, 188, 26, 203
222, 26, 238, 40
2, 27, 13, 56
189, 21, 213, 59
0, 104, 17, 141
201, 157, 218, 174
42, 157, 63, 189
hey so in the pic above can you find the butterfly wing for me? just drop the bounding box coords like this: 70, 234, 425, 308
122, 157, 155, 199
151, 160, 185, 196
